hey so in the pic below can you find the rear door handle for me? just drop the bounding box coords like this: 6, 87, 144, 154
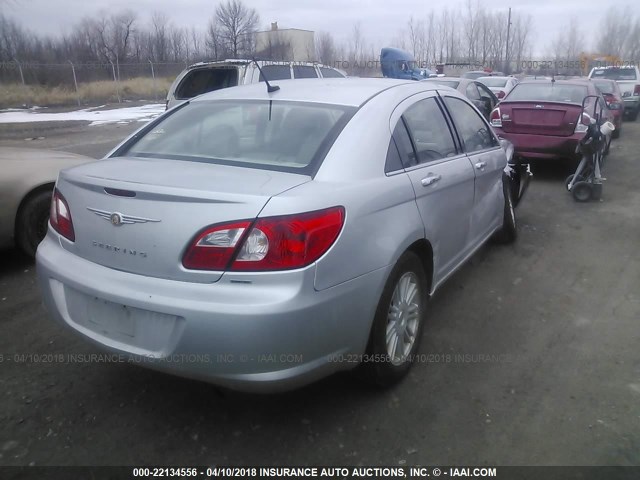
421, 174, 442, 186
475, 161, 487, 170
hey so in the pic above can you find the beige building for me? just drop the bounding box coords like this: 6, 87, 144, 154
255, 23, 316, 62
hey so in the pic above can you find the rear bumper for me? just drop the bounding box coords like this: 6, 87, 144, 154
36, 232, 388, 392
494, 129, 584, 161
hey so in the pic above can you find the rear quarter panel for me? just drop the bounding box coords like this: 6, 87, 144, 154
260, 87, 426, 291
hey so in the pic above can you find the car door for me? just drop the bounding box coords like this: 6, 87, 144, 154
476, 82, 498, 119
465, 81, 485, 113
442, 94, 505, 246
390, 93, 476, 284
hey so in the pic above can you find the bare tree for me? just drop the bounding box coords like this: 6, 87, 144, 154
464, 0, 482, 62
625, 17, 640, 61
206, 17, 225, 60
150, 12, 170, 62
597, 7, 632, 57
511, 13, 532, 72
348, 22, 365, 75
316, 31, 336, 66
215, 0, 259, 58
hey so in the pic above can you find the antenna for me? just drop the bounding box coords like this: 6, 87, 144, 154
251, 58, 280, 93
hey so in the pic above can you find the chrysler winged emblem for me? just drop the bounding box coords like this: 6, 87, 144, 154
87, 207, 160, 226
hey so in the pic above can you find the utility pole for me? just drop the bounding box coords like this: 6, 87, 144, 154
505, 7, 512, 74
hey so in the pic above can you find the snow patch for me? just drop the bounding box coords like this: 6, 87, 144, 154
0, 104, 164, 126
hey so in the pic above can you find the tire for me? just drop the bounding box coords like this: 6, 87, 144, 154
612, 127, 620, 139
359, 251, 428, 387
15, 189, 52, 258
571, 181, 593, 202
493, 186, 517, 244
629, 107, 639, 122
565, 174, 584, 192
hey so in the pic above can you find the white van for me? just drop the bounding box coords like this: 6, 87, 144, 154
166, 59, 346, 109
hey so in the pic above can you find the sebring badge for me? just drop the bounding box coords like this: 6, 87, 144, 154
87, 207, 160, 226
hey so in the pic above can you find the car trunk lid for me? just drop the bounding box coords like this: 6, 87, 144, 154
56, 157, 310, 283
498, 101, 584, 136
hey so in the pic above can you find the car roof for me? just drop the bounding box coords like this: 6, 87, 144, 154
518, 79, 591, 85
477, 76, 513, 81
422, 77, 463, 83
191, 78, 431, 107
187, 59, 337, 69
592, 65, 637, 70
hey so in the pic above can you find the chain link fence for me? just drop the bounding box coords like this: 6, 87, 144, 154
0, 61, 189, 108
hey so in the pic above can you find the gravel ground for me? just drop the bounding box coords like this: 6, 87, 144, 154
0, 116, 639, 469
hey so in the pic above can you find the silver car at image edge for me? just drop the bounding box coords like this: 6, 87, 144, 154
1, 148, 92, 257
36, 78, 522, 392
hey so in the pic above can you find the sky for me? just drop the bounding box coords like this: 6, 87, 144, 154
1, 0, 634, 57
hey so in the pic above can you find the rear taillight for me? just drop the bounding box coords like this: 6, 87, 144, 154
182, 221, 252, 270
182, 207, 345, 272
50, 188, 75, 242
490, 108, 502, 127
497, 90, 505, 99
634, 85, 640, 96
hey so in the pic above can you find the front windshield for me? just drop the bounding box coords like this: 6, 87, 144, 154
121, 100, 355, 175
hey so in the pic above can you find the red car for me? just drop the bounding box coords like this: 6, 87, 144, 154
591, 78, 623, 138
490, 80, 615, 164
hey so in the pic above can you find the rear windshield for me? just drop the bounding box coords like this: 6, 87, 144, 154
427, 80, 459, 89
120, 100, 356, 175
506, 83, 588, 103
593, 81, 615, 94
591, 68, 637, 80
176, 68, 239, 100
478, 77, 508, 87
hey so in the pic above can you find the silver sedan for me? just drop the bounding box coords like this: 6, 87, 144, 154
37, 78, 519, 392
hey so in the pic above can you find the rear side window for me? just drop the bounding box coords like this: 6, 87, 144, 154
444, 97, 498, 153
384, 137, 404, 173
121, 100, 355, 176
402, 97, 457, 164
293, 66, 318, 79
259, 65, 291, 81
175, 68, 239, 100
320, 67, 345, 78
